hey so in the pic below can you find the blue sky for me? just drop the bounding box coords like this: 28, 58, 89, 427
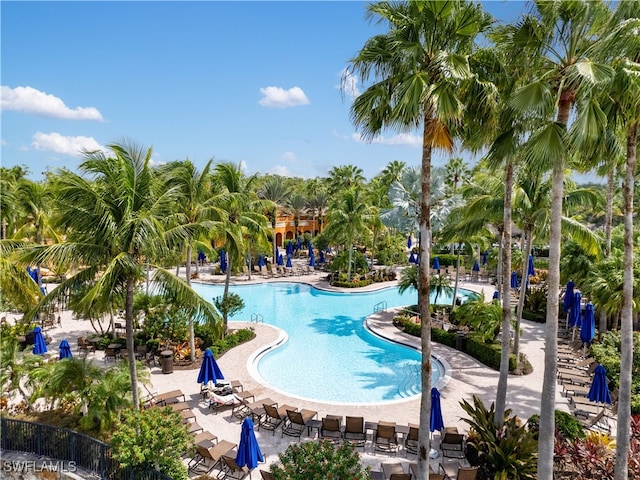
2, 1, 531, 181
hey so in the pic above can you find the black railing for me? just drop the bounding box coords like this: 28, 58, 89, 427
1, 418, 173, 480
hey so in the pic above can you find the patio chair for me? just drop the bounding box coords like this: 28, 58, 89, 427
410, 463, 444, 479
381, 462, 406, 479
282, 409, 317, 440
319, 416, 343, 442
404, 423, 419, 456
218, 455, 250, 480
373, 421, 399, 456
193, 430, 218, 448
453, 466, 479, 480
259, 470, 275, 480
104, 347, 117, 362
343, 416, 366, 449
441, 428, 465, 459
259, 403, 295, 434
187, 440, 236, 476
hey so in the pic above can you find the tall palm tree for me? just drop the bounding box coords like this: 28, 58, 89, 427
161, 159, 222, 361
346, 3, 492, 475
327, 164, 365, 195
285, 192, 308, 250
257, 176, 291, 261
18, 141, 220, 408
593, 13, 640, 476
323, 188, 371, 281
307, 189, 329, 236
503, 2, 614, 476
211, 162, 269, 332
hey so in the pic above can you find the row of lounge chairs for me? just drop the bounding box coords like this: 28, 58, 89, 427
370, 461, 478, 480
243, 264, 317, 279
556, 339, 616, 433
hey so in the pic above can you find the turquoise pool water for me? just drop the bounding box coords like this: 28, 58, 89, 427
192, 282, 469, 404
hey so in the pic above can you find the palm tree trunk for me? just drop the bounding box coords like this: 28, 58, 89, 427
125, 276, 139, 409
614, 122, 636, 480
416, 118, 433, 480
451, 250, 461, 309
223, 252, 232, 335
513, 231, 534, 362
538, 97, 572, 480
495, 157, 513, 424
347, 243, 353, 281
600, 167, 615, 333
185, 244, 196, 362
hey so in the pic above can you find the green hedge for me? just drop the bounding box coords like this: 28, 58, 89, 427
208, 328, 255, 357
466, 333, 517, 371
331, 278, 374, 288
431, 328, 457, 348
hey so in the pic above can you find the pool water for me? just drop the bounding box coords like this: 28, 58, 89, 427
192, 282, 466, 404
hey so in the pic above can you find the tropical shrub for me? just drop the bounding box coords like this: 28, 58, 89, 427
460, 396, 537, 480
270, 439, 371, 480
590, 330, 640, 413
110, 407, 191, 480
206, 328, 254, 356
527, 410, 585, 441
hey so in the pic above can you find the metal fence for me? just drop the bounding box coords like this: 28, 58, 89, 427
1, 418, 173, 480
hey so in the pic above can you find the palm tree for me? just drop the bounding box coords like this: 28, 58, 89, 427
444, 157, 469, 194
592, 11, 640, 476
18, 141, 220, 408
327, 164, 365, 195
211, 162, 269, 332
323, 188, 371, 281
378, 160, 406, 189
161, 159, 222, 361
285, 192, 308, 250
306, 189, 329, 237
257, 176, 291, 261
0, 336, 42, 411
346, 3, 492, 475
503, 2, 614, 476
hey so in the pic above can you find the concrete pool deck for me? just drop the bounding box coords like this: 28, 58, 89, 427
6, 266, 575, 476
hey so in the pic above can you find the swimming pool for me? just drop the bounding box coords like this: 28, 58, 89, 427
192, 282, 467, 404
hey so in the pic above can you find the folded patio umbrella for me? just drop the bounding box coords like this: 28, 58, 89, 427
510, 271, 519, 289
236, 416, 263, 471
430, 387, 444, 433
409, 252, 417, 264
220, 249, 227, 273
286, 255, 292, 268
32, 327, 47, 355
258, 255, 265, 267
472, 260, 480, 272
587, 364, 612, 406
309, 254, 316, 267
568, 291, 582, 329
318, 251, 326, 264
563, 280, 575, 313
482, 249, 488, 265
433, 257, 440, 271
407, 234, 412, 249
528, 255, 535, 277
59, 339, 72, 360
580, 302, 595, 345
197, 348, 224, 387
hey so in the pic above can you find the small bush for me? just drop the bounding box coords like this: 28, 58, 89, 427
270, 439, 371, 480
207, 328, 255, 357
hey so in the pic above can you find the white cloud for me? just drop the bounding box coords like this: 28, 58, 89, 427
31, 132, 106, 156
271, 165, 294, 177
339, 69, 360, 98
258, 86, 310, 108
351, 131, 422, 147
281, 151, 297, 163
1, 139, 7, 146
1, 86, 103, 121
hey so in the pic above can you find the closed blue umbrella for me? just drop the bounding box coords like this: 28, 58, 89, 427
308, 242, 314, 257
472, 260, 480, 272
297, 236, 302, 251
197, 250, 206, 263
277, 253, 284, 266
433, 257, 440, 271
510, 271, 519, 289
197, 348, 224, 387
409, 252, 417, 264
32, 327, 47, 355
318, 250, 326, 264
587, 364, 612, 405
275, 245, 279, 261
482, 250, 488, 265
407, 234, 412, 249
59, 339, 72, 360
287, 240, 293, 255
309, 254, 316, 267
492, 290, 499, 300
528, 255, 535, 277
220, 249, 227, 273
580, 302, 595, 345
568, 291, 582, 328
286, 255, 292, 268
236, 416, 264, 471
430, 387, 445, 433
563, 280, 575, 313
258, 255, 265, 267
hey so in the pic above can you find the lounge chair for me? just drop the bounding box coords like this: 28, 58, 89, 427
259, 403, 295, 434
187, 440, 237, 475
410, 463, 444, 479
104, 347, 118, 362
343, 416, 366, 449
381, 462, 406, 479
441, 428, 465, 458
209, 391, 242, 414
373, 421, 399, 456
319, 416, 343, 442
454, 465, 479, 480
154, 389, 185, 405
259, 470, 275, 480
193, 430, 218, 448
404, 423, 419, 455
282, 409, 317, 440
218, 455, 250, 479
